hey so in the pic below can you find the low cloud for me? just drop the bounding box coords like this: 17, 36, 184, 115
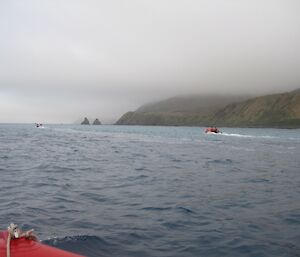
0, 0, 299, 123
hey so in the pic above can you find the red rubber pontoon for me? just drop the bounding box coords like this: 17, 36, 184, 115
0, 231, 85, 257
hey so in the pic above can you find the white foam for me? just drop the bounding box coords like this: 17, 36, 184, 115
221, 133, 254, 138
220, 133, 276, 139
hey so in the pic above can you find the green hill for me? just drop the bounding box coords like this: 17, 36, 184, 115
115, 89, 300, 128
115, 94, 248, 126
209, 89, 300, 127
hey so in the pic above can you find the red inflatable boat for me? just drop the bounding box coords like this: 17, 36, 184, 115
0, 230, 85, 257
205, 127, 221, 134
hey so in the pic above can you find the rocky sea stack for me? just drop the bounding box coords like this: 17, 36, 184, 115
81, 117, 90, 125
93, 119, 102, 125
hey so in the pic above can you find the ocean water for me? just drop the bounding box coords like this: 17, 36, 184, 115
0, 124, 299, 257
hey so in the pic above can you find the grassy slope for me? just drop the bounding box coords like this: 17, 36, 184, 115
210, 90, 300, 127
115, 95, 246, 126
116, 90, 300, 127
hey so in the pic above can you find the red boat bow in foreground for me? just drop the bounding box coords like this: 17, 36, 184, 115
0, 230, 84, 257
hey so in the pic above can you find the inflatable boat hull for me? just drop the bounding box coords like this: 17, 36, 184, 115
0, 231, 84, 257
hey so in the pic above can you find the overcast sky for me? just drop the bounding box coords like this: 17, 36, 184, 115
0, 0, 300, 123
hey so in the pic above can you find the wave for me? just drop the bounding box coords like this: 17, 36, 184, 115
43, 235, 112, 257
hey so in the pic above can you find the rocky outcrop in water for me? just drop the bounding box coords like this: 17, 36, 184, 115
93, 119, 102, 125
81, 117, 90, 125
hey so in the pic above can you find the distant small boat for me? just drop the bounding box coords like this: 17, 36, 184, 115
35, 123, 44, 128
205, 127, 221, 134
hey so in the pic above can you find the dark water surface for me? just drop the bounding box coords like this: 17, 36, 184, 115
0, 124, 299, 257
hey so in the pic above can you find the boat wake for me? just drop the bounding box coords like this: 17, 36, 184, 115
221, 132, 254, 138
220, 132, 276, 139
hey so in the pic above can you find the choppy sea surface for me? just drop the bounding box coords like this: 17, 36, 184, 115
0, 124, 299, 257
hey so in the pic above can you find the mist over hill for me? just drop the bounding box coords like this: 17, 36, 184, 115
116, 94, 249, 126
210, 89, 300, 127
116, 89, 300, 128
